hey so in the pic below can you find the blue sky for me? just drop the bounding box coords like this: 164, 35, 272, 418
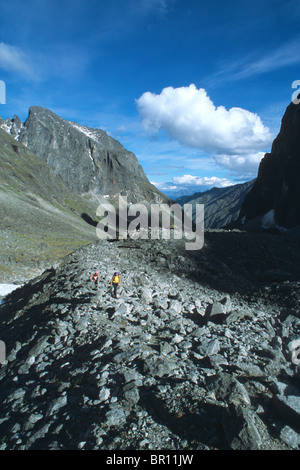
0, 0, 299, 197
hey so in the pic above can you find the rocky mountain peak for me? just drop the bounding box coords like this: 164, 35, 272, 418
0, 114, 24, 139
2, 106, 168, 205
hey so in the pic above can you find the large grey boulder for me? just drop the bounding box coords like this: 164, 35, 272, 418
223, 405, 262, 450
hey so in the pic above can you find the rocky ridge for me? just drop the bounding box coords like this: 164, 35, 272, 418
0, 234, 300, 450
1, 107, 169, 205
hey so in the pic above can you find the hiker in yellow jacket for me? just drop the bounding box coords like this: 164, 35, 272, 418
110, 272, 121, 298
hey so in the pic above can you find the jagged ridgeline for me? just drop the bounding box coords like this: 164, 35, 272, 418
2, 106, 169, 205
0, 107, 171, 282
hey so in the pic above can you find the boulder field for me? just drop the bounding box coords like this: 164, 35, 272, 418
0, 236, 299, 450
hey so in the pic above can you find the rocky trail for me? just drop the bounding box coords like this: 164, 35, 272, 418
0, 233, 300, 450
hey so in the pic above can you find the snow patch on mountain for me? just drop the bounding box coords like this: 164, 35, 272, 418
70, 122, 102, 142
262, 209, 287, 232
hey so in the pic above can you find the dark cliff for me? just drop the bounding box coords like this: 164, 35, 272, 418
239, 101, 300, 228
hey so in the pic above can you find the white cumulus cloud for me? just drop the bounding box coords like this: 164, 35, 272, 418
136, 84, 273, 175
152, 174, 235, 197
172, 174, 233, 188
214, 152, 266, 174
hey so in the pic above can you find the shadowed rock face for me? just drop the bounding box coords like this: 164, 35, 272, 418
14, 106, 168, 204
239, 101, 300, 228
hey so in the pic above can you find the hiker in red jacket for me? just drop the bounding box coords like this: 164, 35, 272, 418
90, 271, 100, 287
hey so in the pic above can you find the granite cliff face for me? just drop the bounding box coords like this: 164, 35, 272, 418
2, 107, 168, 205
239, 101, 300, 229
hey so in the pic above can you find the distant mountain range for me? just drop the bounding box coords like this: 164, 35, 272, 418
162, 186, 211, 200
176, 180, 255, 229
